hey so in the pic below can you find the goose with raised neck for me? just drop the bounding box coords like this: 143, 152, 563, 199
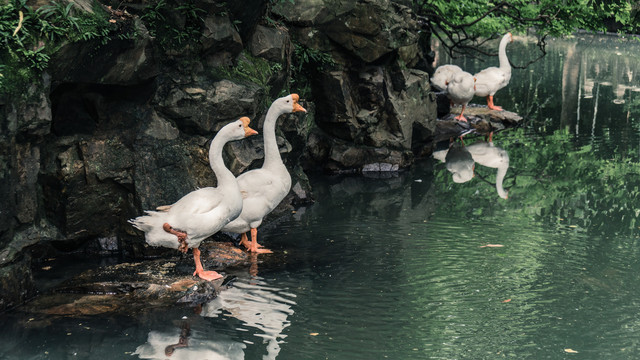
222, 94, 306, 253
129, 117, 258, 280
474, 33, 513, 111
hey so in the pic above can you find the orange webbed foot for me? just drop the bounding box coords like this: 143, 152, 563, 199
240, 233, 265, 250
486, 96, 503, 111
248, 238, 273, 253
246, 228, 272, 254
193, 269, 223, 281
191, 248, 222, 281
249, 246, 273, 254
454, 114, 468, 122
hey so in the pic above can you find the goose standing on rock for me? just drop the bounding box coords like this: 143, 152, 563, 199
474, 33, 513, 111
431, 64, 463, 92
446, 71, 476, 122
129, 117, 258, 281
222, 94, 306, 254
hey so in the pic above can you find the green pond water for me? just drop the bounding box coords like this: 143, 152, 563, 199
2, 33, 640, 359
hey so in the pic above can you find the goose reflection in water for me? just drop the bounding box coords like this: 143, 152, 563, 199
201, 277, 296, 360
433, 135, 510, 199
133, 320, 245, 359
443, 141, 475, 183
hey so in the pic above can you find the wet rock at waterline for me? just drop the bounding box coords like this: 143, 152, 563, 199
20, 242, 252, 317
435, 105, 523, 144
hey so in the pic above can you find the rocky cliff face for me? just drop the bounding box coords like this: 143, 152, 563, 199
0, 0, 437, 311
276, 0, 436, 171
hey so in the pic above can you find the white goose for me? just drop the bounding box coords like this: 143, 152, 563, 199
466, 139, 510, 199
446, 71, 476, 122
431, 64, 463, 92
129, 117, 258, 281
222, 94, 306, 253
474, 33, 513, 111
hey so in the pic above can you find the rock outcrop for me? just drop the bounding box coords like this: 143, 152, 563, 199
276, 0, 437, 172
22, 241, 252, 316
0, 0, 442, 311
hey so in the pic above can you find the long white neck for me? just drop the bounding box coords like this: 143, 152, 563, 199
209, 132, 237, 187
262, 106, 285, 170
496, 165, 508, 199
498, 35, 511, 71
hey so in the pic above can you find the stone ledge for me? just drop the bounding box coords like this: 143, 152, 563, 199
15, 241, 255, 317
435, 104, 523, 142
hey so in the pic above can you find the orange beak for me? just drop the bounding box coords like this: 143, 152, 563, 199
239, 116, 258, 137
291, 93, 307, 113
508, 32, 513, 42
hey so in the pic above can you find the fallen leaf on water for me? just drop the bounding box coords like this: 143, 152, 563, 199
502, 299, 512, 303
310, 333, 319, 336
564, 348, 578, 353
480, 244, 504, 248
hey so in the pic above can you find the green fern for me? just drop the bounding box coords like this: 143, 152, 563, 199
0, 0, 114, 96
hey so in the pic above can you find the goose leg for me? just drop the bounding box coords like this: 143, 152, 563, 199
249, 228, 273, 254
240, 233, 251, 249
454, 104, 468, 122
192, 248, 222, 281
240, 232, 265, 251
486, 96, 503, 111
483, 131, 495, 142
163, 223, 189, 253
